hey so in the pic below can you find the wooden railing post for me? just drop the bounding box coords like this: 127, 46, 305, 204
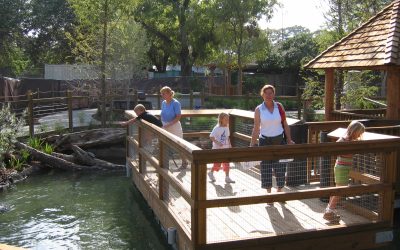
380, 151, 397, 223
159, 141, 165, 200
191, 162, 207, 247
27, 91, 34, 137
229, 114, 236, 146
201, 91, 205, 107
67, 90, 73, 132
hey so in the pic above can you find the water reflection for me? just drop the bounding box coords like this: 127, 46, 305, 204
0, 170, 170, 250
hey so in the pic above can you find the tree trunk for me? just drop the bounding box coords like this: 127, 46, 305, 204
178, 0, 192, 77
100, 0, 109, 127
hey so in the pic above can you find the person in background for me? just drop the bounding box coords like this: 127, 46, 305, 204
160, 86, 188, 169
250, 84, 294, 204
323, 120, 365, 223
208, 112, 235, 183
120, 104, 162, 151
120, 104, 162, 127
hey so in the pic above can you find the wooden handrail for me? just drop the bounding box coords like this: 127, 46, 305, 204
191, 139, 400, 163
196, 183, 391, 209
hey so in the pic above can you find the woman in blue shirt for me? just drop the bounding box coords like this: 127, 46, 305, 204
160, 86, 188, 168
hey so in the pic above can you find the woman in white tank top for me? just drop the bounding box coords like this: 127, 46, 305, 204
250, 85, 294, 200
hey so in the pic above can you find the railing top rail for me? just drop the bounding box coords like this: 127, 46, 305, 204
141, 109, 301, 125
191, 139, 400, 163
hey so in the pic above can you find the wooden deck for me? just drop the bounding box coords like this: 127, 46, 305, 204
126, 109, 399, 249
143, 161, 371, 244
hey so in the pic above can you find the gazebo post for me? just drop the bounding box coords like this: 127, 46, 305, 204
386, 67, 400, 119
325, 69, 335, 121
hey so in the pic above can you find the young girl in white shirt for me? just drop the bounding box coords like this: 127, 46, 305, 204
208, 112, 235, 183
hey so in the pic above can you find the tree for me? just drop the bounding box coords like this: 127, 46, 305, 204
0, 0, 29, 76
132, 0, 216, 77
67, 0, 149, 126
267, 25, 311, 44
212, 0, 277, 94
259, 27, 319, 77
25, 0, 76, 69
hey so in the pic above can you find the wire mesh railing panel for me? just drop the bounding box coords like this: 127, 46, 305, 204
182, 116, 217, 132
206, 159, 315, 200
127, 125, 139, 169
164, 185, 192, 232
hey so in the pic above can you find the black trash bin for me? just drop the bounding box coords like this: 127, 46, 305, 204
286, 123, 308, 187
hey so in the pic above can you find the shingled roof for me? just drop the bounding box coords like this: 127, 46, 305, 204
305, 0, 400, 69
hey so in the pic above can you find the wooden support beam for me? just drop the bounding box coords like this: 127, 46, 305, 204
386, 67, 400, 119
191, 162, 207, 247
325, 68, 335, 121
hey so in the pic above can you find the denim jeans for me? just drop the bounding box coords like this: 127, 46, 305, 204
259, 134, 286, 189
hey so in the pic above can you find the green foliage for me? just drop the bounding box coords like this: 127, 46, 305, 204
243, 75, 268, 94
9, 156, 24, 171
302, 72, 325, 110
43, 143, 54, 155
259, 29, 319, 73
204, 96, 260, 111
182, 117, 217, 132
27, 137, 43, 150
27, 137, 53, 155
341, 71, 380, 109
21, 149, 30, 162
0, 104, 26, 164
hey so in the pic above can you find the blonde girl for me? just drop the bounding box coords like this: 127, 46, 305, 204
208, 112, 235, 183
323, 120, 365, 223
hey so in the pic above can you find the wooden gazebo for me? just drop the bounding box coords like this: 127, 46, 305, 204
305, 0, 400, 120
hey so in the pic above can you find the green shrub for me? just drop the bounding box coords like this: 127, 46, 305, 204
9, 156, 24, 171
21, 149, 30, 162
43, 143, 54, 155
27, 137, 43, 150
0, 104, 26, 167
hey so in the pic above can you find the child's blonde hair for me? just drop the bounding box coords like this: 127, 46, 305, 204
346, 120, 365, 140
160, 86, 175, 97
218, 112, 229, 126
133, 104, 146, 113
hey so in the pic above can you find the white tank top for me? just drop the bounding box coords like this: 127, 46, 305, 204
258, 101, 284, 137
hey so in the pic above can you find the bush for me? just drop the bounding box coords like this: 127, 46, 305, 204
0, 104, 26, 168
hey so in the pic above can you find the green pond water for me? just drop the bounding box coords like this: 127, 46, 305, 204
0, 169, 171, 250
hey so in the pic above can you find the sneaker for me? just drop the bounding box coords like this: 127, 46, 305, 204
323, 211, 340, 223
208, 172, 216, 182
225, 176, 235, 183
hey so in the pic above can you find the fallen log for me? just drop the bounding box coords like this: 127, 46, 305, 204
46, 128, 126, 151
15, 142, 125, 172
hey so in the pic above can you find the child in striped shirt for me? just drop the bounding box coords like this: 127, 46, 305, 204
323, 120, 365, 223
